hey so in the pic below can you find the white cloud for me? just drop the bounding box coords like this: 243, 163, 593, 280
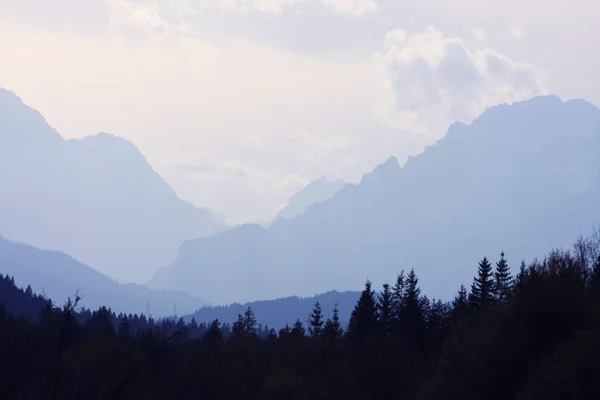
372, 26, 548, 138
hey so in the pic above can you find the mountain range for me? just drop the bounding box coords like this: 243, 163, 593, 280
0, 88, 225, 283
150, 95, 600, 304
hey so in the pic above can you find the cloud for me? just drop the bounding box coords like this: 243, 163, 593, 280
372, 26, 548, 138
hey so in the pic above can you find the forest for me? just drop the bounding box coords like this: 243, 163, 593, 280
1, 233, 600, 399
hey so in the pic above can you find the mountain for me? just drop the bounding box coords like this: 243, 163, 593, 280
0, 88, 225, 282
272, 177, 348, 222
185, 290, 359, 329
150, 95, 600, 304
0, 236, 205, 316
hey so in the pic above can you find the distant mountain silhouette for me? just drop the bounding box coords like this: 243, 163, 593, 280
0, 236, 205, 316
272, 177, 347, 222
150, 95, 600, 304
185, 290, 359, 329
0, 88, 225, 282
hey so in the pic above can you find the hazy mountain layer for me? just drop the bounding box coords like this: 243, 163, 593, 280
0, 88, 225, 282
0, 236, 205, 316
273, 177, 348, 222
151, 96, 600, 304
185, 290, 359, 329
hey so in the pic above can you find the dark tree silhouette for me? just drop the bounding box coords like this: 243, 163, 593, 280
494, 252, 513, 306
308, 301, 324, 338
469, 257, 495, 309
378, 283, 393, 334
347, 280, 378, 344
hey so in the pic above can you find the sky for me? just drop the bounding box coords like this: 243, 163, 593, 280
0, 0, 598, 224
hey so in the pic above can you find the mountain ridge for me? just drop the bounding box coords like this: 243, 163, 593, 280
150, 95, 600, 304
0, 88, 226, 282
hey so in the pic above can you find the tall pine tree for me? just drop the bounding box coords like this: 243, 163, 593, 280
323, 303, 343, 339
452, 284, 469, 319
470, 257, 495, 309
378, 283, 393, 334
494, 252, 513, 306
347, 280, 379, 344
308, 301, 324, 338
398, 269, 426, 349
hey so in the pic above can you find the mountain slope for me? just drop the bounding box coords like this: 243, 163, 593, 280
150, 95, 600, 304
0, 88, 225, 282
272, 177, 347, 222
0, 236, 205, 316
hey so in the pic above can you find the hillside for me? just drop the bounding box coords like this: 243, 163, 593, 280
185, 290, 359, 329
150, 96, 600, 304
0, 88, 225, 282
0, 236, 205, 316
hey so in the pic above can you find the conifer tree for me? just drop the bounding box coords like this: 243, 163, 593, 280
494, 252, 513, 306
470, 257, 495, 309
398, 269, 426, 349
392, 271, 405, 319
308, 301, 324, 338
347, 280, 378, 343
514, 260, 529, 294
291, 319, 306, 337
243, 307, 257, 336
323, 303, 343, 339
278, 323, 292, 338
378, 283, 393, 334
202, 319, 224, 346
232, 313, 245, 338
452, 284, 469, 319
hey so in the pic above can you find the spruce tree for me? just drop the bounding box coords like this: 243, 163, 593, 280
202, 319, 223, 346
309, 301, 324, 338
494, 252, 513, 306
232, 313, 246, 338
470, 257, 495, 309
243, 307, 257, 336
392, 271, 405, 319
514, 260, 529, 294
399, 269, 426, 349
291, 319, 306, 337
347, 280, 379, 343
323, 303, 343, 339
452, 284, 469, 319
378, 283, 393, 334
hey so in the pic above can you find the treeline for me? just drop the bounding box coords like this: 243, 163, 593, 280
1, 234, 600, 399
